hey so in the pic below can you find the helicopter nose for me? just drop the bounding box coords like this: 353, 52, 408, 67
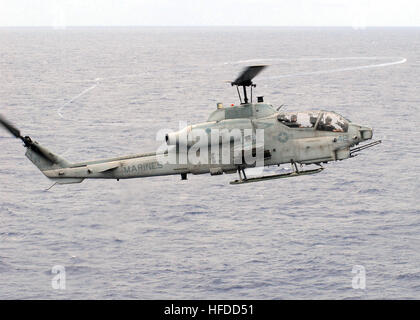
349, 124, 373, 143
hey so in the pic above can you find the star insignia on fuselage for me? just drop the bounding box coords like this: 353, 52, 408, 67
278, 132, 289, 143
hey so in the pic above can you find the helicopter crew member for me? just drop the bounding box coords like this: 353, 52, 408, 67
286, 114, 301, 128
319, 116, 335, 131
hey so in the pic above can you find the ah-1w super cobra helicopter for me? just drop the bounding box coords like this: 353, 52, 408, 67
0, 65, 381, 187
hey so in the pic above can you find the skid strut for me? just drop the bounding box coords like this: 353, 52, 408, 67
237, 167, 248, 181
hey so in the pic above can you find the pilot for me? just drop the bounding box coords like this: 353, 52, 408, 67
288, 114, 301, 128
321, 116, 335, 131
309, 116, 317, 127
336, 120, 347, 132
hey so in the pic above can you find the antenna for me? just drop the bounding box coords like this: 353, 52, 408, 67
231, 65, 267, 104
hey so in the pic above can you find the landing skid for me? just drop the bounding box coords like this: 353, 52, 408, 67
230, 167, 324, 185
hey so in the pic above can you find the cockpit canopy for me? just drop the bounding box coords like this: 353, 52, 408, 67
277, 111, 350, 132
207, 104, 350, 133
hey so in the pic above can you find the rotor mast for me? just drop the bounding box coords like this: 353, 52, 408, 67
231, 65, 267, 104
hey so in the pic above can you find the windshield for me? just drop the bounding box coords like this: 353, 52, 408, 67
316, 112, 349, 132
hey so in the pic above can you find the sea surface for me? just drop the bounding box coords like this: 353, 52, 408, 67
0, 27, 419, 299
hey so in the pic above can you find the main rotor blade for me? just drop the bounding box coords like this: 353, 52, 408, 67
0, 114, 22, 139
232, 65, 267, 86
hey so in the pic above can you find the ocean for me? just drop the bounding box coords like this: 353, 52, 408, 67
0, 27, 419, 299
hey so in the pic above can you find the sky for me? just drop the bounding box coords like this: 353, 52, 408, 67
0, 0, 419, 27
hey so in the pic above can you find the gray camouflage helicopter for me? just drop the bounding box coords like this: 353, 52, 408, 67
0, 65, 381, 187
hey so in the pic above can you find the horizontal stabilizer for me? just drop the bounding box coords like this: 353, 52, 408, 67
86, 162, 120, 173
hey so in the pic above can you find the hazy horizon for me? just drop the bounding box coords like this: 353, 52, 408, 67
1, 0, 419, 28
1, 25, 420, 28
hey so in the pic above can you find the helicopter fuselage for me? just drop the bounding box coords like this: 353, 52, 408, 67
1, 64, 380, 186
35, 103, 373, 184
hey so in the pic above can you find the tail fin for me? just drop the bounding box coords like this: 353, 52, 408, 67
25, 141, 83, 185
1, 114, 83, 184
25, 140, 70, 171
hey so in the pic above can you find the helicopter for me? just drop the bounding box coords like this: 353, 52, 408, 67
0, 65, 381, 187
